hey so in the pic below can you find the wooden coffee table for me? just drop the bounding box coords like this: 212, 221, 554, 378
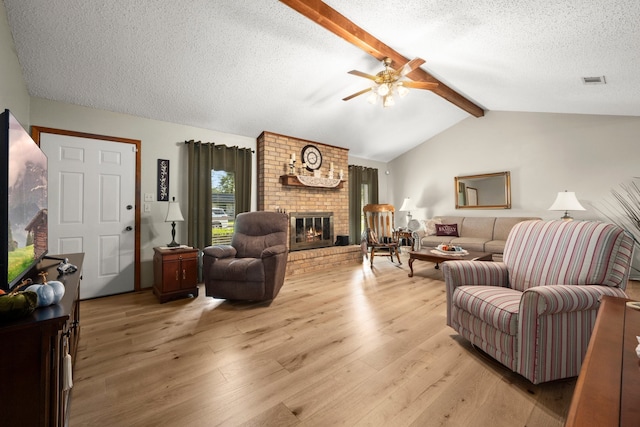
408, 247, 492, 277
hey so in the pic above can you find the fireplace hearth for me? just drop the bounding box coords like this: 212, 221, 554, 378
289, 212, 334, 251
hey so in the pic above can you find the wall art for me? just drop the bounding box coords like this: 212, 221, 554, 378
157, 159, 169, 201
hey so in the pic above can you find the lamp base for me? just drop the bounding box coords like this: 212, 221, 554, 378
167, 221, 180, 247
560, 211, 573, 221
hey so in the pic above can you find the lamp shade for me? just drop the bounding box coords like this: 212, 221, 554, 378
548, 191, 585, 220
399, 197, 416, 212
165, 200, 184, 222
548, 191, 585, 211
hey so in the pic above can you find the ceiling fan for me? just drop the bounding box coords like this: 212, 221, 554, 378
343, 57, 439, 107
280, 0, 483, 116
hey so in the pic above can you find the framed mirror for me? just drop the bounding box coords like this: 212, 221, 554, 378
455, 171, 511, 209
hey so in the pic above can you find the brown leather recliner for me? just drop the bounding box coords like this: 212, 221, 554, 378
203, 211, 288, 301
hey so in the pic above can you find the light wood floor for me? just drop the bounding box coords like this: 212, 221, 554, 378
70, 252, 640, 427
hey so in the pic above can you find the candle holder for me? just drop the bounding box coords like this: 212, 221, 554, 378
288, 160, 296, 175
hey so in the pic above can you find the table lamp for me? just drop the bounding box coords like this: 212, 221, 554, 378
548, 190, 585, 221
165, 196, 184, 247
399, 197, 417, 228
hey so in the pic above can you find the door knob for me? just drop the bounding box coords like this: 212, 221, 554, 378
126, 205, 133, 210
125, 226, 133, 231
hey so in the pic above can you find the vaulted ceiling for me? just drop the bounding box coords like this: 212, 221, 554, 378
4, 0, 640, 161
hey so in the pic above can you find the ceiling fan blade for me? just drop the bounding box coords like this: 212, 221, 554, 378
397, 58, 426, 76
348, 70, 379, 81
400, 81, 439, 90
342, 87, 373, 101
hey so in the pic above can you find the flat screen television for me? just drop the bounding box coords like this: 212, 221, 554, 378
0, 109, 48, 292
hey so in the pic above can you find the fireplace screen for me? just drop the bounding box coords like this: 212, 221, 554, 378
289, 212, 334, 251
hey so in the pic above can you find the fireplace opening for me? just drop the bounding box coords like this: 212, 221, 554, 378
289, 212, 334, 251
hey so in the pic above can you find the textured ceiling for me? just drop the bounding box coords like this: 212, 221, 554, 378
4, 0, 640, 161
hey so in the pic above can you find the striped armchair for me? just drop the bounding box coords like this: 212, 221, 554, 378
443, 220, 634, 384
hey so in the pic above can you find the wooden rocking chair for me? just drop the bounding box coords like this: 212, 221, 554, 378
362, 204, 402, 267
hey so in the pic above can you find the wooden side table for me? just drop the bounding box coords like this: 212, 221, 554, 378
153, 247, 199, 303
394, 229, 415, 251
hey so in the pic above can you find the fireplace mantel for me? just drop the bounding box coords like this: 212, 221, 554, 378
280, 174, 345, 189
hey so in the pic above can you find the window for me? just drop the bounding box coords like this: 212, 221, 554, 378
211, 170, 235, 245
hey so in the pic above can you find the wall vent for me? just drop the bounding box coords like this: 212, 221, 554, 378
582, 76, 606, 85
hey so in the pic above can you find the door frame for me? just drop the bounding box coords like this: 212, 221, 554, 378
31, 126, 142, 291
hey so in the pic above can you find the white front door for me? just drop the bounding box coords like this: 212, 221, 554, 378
40, 133, 137, 299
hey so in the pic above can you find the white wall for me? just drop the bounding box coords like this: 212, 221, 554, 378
0, 2, 29, 124
390, 110, 640, 222
30, 97, 257, 287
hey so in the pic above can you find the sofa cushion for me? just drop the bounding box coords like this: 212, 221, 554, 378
460, 217, 496, 240
436, 223, 459, 236
485, 239, 507, 254
421, 235, 455, 246
450, 237, 486, 252
452, 285, 522, 335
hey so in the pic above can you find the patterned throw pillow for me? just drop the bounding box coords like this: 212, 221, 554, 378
436, 223, 459, 237
407, 219, 422, 232
422, 218, 443, 235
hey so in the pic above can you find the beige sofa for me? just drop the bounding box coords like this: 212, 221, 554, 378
411, 216, 541, 261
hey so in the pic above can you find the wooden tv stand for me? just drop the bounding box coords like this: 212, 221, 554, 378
0, 253, 84, 427
566, 295, 640, 426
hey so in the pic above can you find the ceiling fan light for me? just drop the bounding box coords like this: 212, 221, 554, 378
383, 95, 395, 108
377, 83, 390, 96
367, 91, 378, 104
397, 84, 409, 97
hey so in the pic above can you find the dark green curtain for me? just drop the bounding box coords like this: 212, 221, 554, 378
185, 140, 252, 249
348, 165, 379, 244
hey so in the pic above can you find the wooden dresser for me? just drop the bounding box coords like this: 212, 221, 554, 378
566, 295, 640, 426
0, 253, 83, 426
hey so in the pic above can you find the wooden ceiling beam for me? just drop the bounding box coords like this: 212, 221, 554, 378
280, 0, 485, 117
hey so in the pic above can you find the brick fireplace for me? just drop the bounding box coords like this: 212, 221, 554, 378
257, 131, 361, 274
